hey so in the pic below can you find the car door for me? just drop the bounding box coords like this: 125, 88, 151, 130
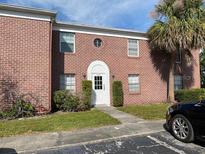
199, 101, 205, 135
189, 101, 205, 135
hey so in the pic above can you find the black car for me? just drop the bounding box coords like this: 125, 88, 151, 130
166, 100, 205, 143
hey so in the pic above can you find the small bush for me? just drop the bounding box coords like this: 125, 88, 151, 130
53, 90, 68, 109
53, 90, 81, 112
62, 94, 80, 112
82, 80, 92, 110
0, 99, 35, 120
175, 88, 205, 102
112, 81, 123, 107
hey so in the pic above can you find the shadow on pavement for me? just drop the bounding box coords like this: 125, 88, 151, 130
163, 123, 205, 147
0, 148, 17, 154
194, 137, 205, 147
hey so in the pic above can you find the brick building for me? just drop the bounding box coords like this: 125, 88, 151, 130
0, 4, 201, 112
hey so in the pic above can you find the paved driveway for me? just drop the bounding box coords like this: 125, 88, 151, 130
36, 131, 205, 154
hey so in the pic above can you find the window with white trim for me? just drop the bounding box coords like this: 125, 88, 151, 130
60, 74, 76, 92
128, 39, 139, 57
128, 74, 140, 92
60, 32, 75, 53
174, 75, 183, 90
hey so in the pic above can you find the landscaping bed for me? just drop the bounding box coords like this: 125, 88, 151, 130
118, 103, 170, 120
0, 109, 120, 137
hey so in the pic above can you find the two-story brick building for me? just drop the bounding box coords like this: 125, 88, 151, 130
0, 4, 201, 112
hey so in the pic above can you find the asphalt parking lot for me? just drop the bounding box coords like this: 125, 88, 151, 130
36, 131, 205, 154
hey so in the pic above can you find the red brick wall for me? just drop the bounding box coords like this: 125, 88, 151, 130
52, 31, 170, 105
0, 16, 51, 112
0, 16, 200, 110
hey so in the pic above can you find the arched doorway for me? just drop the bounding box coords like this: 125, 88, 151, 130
87, 60, 110, 106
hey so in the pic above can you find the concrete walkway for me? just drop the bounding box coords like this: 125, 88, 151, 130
0, 107, 166, 154
96, 105, 143, 124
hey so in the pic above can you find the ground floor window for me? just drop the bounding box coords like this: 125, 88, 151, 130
174, 75, 183, 90
128, 74, 140, 93
60, 74, 76, 92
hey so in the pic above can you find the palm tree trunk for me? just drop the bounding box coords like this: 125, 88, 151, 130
168, 54, 175, 102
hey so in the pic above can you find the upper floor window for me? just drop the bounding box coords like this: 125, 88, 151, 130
128, 74, 140, 93
174, 75, 183, 90
94, 38, 103, 48
176, 49, 182, 63
60, 32, 75, 53
128, 39, 139, 57
60, 74, 76, 92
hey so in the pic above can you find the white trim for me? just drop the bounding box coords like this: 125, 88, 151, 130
128, 74, 140, 93
59, 32, 76, 53
60, 74, 76, 93
53, 27, 148, 40
0, 10, 51, 21
127, 39, 140, 57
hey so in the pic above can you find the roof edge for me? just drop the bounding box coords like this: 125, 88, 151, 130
0, 3, 56, 17
54, 21, 148, 38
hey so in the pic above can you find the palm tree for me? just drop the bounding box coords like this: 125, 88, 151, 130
148, 0, 205, 102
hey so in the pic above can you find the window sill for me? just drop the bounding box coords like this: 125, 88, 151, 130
60, 52, 76, 55
129, 92, 141, 95
127, 56, 140, 59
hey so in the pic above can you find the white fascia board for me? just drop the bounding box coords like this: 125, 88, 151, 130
0, 10, 51, 21
53, 26, 149, 40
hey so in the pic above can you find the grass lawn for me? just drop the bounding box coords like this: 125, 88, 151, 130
0, 109, 120, 137
118, 103, 170, 120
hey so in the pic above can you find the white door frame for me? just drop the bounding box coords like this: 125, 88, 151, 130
87, 60, 110, 106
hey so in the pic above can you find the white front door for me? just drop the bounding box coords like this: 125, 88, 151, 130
87, 60, 110, 106
92, 74, 106, 105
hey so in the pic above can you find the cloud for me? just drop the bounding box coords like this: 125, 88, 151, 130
3, 0, 160, 32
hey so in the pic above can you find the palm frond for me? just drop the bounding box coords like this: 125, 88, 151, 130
148, 0, 205, 54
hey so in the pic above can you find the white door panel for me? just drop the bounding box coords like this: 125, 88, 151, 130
92, 74, 106, 105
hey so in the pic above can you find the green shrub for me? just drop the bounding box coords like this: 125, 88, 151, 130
12, 99, 36, 118
112, 81, 123, 107
53, 90, 81, 112
0, 111, 15, 120
53, 90, 68, 109
82, 80, 92, 110
61, 94, 80, 112
0, 99, 35, 120
175, 88, 205, 102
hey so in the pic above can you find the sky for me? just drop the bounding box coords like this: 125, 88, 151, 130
0, 0, 160, 32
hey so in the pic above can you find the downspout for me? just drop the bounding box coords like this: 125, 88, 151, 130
48, 19, 53, 113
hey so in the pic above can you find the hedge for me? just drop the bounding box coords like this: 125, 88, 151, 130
175, 88, 205, 102
112, 81, 123, 107
53, 90, 80, 112
82, 80, 92, 109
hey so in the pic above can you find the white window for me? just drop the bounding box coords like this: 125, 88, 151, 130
60, 32, 75, 53
60, 74, 76, 92
176, 49, 182, 63
128, 39, 139, 57
128, 74, 140, 92
174, 75, 183, 90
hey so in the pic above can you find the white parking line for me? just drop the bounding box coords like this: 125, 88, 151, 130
147, 135, 186, 154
